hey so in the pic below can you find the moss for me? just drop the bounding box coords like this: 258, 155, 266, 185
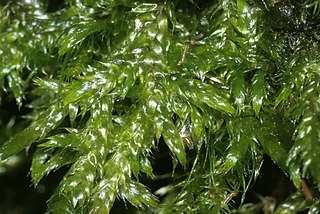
1, 0, 320, 213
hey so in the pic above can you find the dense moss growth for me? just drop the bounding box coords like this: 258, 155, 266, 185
1, 0, 320, 213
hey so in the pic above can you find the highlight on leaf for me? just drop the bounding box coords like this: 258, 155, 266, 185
1, 0, 320, 213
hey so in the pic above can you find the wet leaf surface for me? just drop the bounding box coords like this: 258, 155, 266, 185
1, 0, 320, 213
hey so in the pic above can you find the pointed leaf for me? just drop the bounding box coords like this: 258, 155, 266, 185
49, 154, 97, 211
69, 103, 79, 125
140, 156, 154, 178
257, 125, 289, 171
7, 71, 24, 107
31, 148, 75, 186
40, 132, 80, 149
288, 105, 320, 184
121, 180, 158, 208
63, 81, 94, 105
34, 78, 59, 92
162, 117, 186, 166
0, 107, 66, 160
231, 70, 246, 112
199, 90, 236, 114
251, 71, 265, 115
220, 136, 252, 174
47, 191, 76, 214
190, 106, 204, 142
59, 21, 106, 56
90, 177, 118, 214
275, 85, 292, 108
177, 79, 236, 114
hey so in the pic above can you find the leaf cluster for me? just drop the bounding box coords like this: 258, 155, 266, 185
1, 0, 320, 213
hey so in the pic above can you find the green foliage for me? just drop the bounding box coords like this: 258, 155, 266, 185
1, 0, 320, 213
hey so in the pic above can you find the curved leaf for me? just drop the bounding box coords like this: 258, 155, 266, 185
162, 116, 187, 166
0, 107, 66, 161
230, 70, 246, 112
251, 71, 265, 115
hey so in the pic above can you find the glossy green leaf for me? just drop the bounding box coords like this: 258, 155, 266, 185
0, 124, 39, 161
288, 163, 302, 189
177, 79, 236, 114
3, 1, 320, 213
140, 156, 154, 178
275, 85, 292, 108
257, 114, 302, 188
288, 102, 320, 184
89, 177, 118, 214
251, 71, 265, 115
221, 136, 253, 174
63, 81, 95, 105
221, 117, 256, 175
162, 117, 187, 166
120, 179, 158, 208
7, 72, 24, 107
131, 3, 160, 13
31, 148, 75, 186
48, 154, 97, 212
34, 78, 59, 93
233, 0, 256, 37
68, 103, 79, 125
89, 156, 124, 214
275, 191, 314, 214
190, 106, 204, 144
47, 193, 76, 214
40, 132, 80, 149
257, 125, 289, 171
230, 70, 246, 112
59, 21, 107, 56
0, 107, 66, 161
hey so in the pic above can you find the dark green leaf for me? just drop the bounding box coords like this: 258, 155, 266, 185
275, 85, 292, 108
